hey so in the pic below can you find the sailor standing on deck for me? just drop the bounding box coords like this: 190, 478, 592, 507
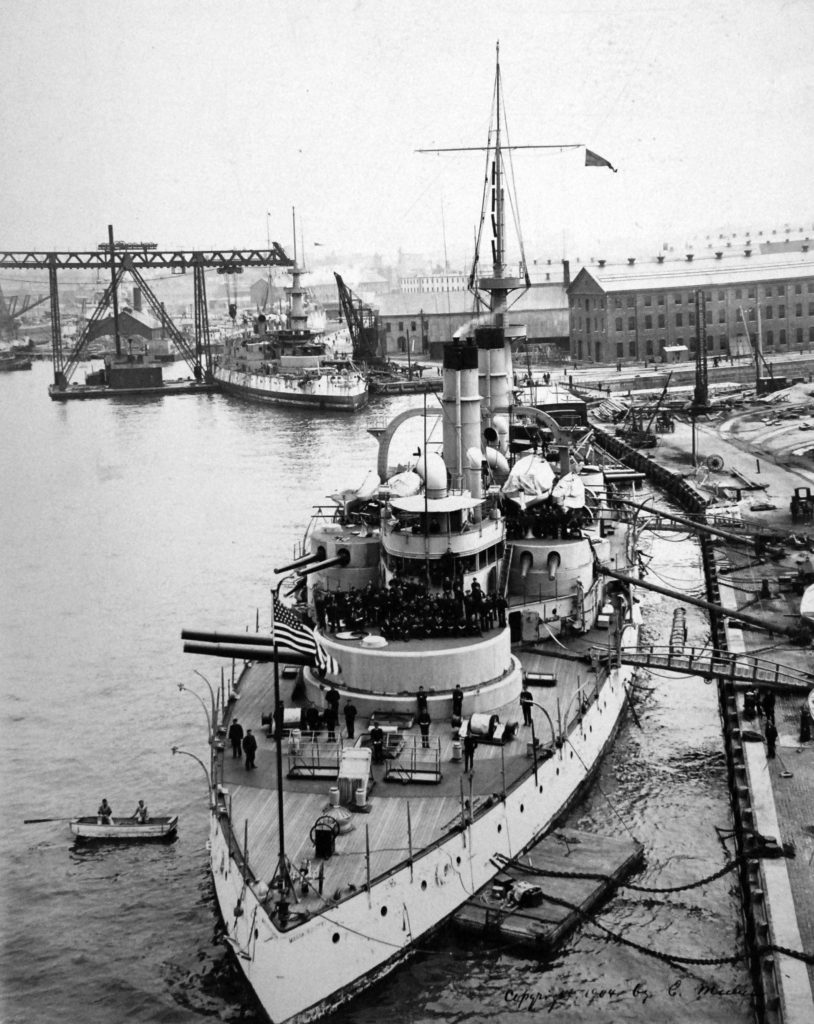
228, 718, 244, 759
243, 729, 258, 770
520, 682, 534, 727
343, 699, 357, 739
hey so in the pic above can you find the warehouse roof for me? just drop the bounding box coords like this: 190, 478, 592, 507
570, 250, 814, 293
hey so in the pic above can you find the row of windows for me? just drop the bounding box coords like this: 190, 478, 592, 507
573, 280, 814, 311
612, 326, 814, 357
384, 320, 420, 333
601, 302, 814, 335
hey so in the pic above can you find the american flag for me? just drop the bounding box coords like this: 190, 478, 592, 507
271, 595, 341, 676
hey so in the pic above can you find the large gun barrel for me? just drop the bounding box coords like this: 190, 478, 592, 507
274, 550, 323, 574
298, 550, 351, 577
183, 640, 313, 663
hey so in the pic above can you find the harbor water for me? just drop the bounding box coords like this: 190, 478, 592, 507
1, 362, 751, 1023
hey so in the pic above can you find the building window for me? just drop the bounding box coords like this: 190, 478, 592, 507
717, 290, 725, 301
615, 317, 623, 332
765, 286, 772, 297
705, 310, 712, 324
657, 293, 665, 305
779, 329, 786, 344
796, 304, 803, 317
735, 289, 742, 299
628, 341, 636, 357
689, 311, 696, 326
718, 309, 726, 323
627, 296, 635, 308
808, 282, 814, 292
777, 285, 785, 296
797, 328, 804, 344
766, 305, 773, 319
385, 322, 391, 333
411, 320, 417, 331
810, 327, 814, 342
398, 321, 404, 332
646, 339, 654, 355
658, 314, 665, 328
615, 297, 623, 308
675, 312, 683, 327
673, 292, 683, 303
704, 290, 712, 301
809, 303, 814, 316
617, 342, 624, 357
795, 283, 802, 294
706, 334, 713, 351
645, 314, 653, 329
748, 288, 755, 299
766, 330, 773, 346
644, 295, 652, 306
779, 305, 786, 318
628, 317, 635, 331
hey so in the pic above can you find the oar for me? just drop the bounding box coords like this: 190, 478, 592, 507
24, 817, 72, 824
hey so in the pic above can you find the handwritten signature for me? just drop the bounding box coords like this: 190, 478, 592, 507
504, 979, 750, 1013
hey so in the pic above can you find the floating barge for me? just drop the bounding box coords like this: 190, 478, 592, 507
48, 358, 217, 401
454, 828, 644, 952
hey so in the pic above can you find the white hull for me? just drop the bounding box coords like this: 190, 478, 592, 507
209, 661, 631, 1024
214, 366, 368, 412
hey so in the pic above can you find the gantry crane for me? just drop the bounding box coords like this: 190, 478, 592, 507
0, 225, 293, 388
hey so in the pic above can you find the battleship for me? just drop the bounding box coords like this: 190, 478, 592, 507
182, 48, 639, 1023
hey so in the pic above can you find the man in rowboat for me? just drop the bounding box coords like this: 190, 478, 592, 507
97, 798, 112, 824
132, 800, 149, 824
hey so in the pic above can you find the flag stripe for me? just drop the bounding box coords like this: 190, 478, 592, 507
272, 596, 340, 675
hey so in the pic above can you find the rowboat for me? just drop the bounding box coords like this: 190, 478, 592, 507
70, 815, 178, 841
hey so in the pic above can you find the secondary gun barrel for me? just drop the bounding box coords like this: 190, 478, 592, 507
274, 551, 323, 574
298, 551, 351, 577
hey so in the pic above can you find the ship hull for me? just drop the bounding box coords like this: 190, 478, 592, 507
208, 659, 632, 1024
214, 367, 368, 412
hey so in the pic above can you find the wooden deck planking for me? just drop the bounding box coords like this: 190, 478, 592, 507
217, 637, 621, 917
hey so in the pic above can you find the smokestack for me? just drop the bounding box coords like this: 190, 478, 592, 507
561, 259, 570, 287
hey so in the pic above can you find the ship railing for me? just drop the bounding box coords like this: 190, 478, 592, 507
383, 737, 442, 785
287, 736, 343, 779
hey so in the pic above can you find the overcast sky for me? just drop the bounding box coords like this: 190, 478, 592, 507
2, 0, 812, 266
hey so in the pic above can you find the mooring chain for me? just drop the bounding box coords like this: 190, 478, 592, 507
758, 943, 814, 966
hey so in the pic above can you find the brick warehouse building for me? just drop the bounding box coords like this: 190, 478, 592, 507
567, 247, 814, 364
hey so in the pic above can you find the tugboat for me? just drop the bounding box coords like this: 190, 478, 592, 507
214, 243, 368, 412
182, 48, 639, 1024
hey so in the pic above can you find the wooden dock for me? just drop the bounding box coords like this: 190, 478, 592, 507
453, 828, 643, 953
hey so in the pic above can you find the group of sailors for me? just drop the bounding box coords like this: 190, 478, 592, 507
504, 501, 589, 542
315, 576, 508, 641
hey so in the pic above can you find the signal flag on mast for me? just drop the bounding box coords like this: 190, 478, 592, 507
585, 149, 617, 173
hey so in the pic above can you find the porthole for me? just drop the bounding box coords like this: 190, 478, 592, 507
420, 880, 427, 891
380, 906, 388, 917
520, 804, 525, 813
538, 785, 543, 794
332, 933, 340, 944
456, 856, 461, 865
556, 767, 560, 776
497, 824, 502, 833
570, 750, 573, 759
